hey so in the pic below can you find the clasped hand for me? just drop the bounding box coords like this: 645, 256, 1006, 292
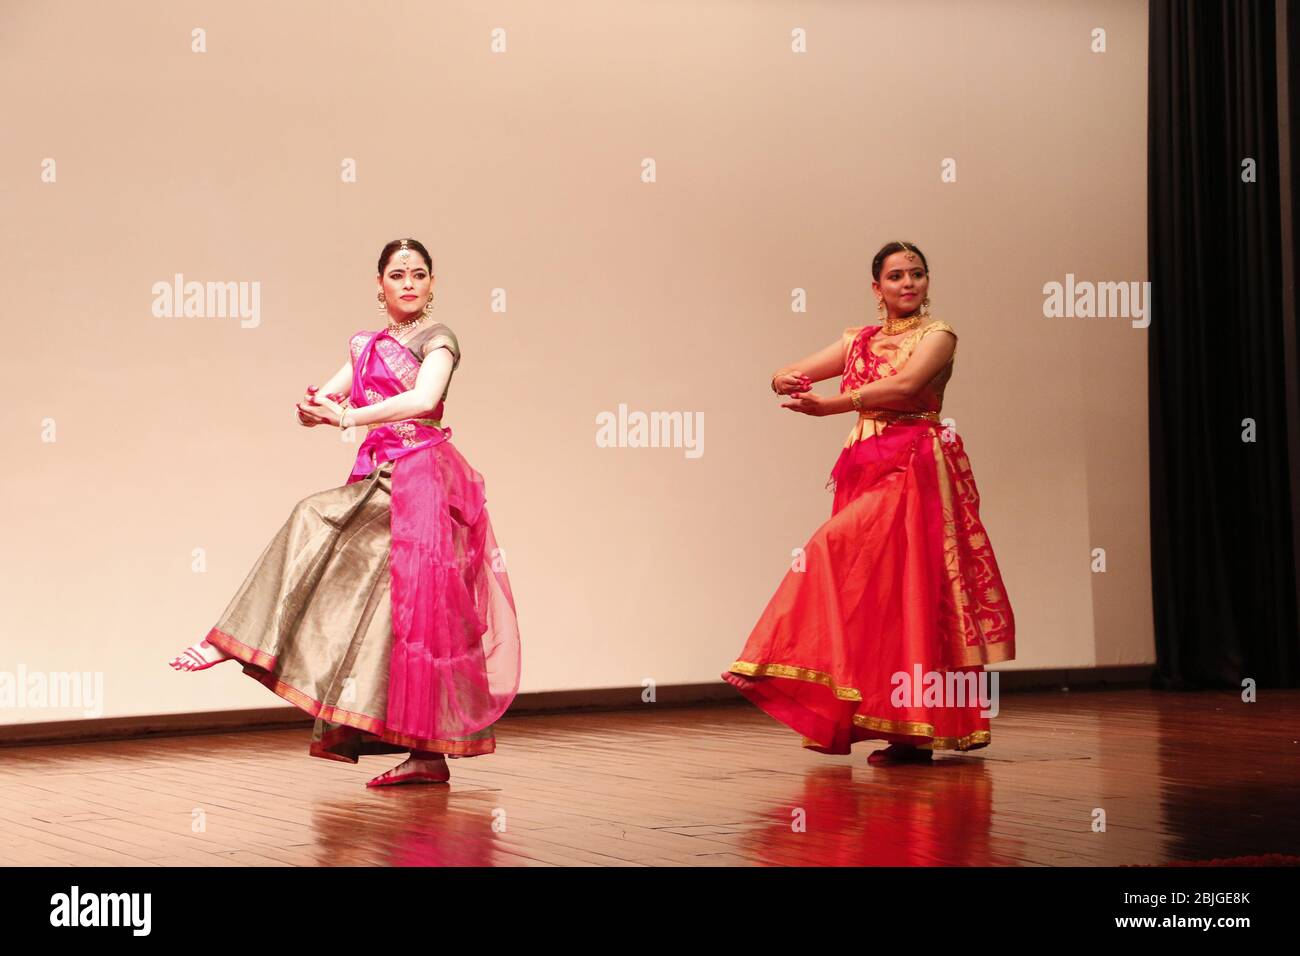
296, 386, 347, 427
774, 371, 830, 416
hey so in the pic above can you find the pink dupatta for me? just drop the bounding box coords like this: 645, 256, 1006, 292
345, 329, 520, 742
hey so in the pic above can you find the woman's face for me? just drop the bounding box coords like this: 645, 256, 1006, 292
873, 250, 929, 321
378, 250, 434, 320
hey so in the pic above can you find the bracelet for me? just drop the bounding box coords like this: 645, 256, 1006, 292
850, 388, 863, 411
771, 374, 781, 394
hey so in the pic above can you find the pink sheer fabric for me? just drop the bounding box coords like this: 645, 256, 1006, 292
344, 329, 520, 741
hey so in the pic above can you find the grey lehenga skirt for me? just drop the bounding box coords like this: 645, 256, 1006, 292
204, 459, 496, 762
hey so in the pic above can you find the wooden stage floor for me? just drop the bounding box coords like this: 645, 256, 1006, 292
2, 688, 1297, 867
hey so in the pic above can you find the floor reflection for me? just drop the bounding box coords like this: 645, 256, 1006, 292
740, 757, 1016, 866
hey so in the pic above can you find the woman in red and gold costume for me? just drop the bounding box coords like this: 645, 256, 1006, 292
723, 241, 1015, 764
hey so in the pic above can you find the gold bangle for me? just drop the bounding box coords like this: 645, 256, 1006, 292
850, 388, 863, 411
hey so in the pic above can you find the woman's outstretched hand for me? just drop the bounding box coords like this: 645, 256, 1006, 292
781, 390, 831, 416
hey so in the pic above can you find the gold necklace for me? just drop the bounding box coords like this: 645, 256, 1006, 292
881, 313, 922, 336
386, 314, 426, 341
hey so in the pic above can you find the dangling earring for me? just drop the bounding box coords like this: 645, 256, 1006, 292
920, 296, 931, 319
377, 291, 387, 312
876, 298, 887, 318
422, 295, 434, 317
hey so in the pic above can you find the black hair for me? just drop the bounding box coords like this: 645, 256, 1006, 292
377, 238, 434, 275
871, 241, 929, 281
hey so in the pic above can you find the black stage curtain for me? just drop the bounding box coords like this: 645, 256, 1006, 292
1148, 0, 1299, 689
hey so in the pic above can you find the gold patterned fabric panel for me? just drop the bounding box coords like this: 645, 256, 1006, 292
349, 330, 369, 361
361, 322, 461, 411
897, 319, 958, 358
374, 335, 422, 389
841, 320, 957, 394
929, 431, 1016, 667
872, 320, 956, 380
841, 325, 866, 367
841, 326, 889, 392
890, 320, 956, 408
838, 320, 957, 448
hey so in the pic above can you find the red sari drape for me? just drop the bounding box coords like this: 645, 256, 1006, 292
723, 321, 1015, 753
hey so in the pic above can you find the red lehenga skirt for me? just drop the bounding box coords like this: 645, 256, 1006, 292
723, 417, 1015, 754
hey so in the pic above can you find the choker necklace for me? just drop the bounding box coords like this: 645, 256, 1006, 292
881, 314, 922, 336
386, 315, 426, 340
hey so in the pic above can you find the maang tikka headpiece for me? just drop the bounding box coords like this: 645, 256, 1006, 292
398, 238, 411, 261
897, 240, 918, 264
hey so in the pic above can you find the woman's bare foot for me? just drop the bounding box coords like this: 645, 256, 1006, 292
168, 639, 233, 672
366, 753, 450, 788
867, 743, 934, 765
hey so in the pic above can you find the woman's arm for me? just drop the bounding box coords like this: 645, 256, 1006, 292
317, 359, 352, 399
783, 330, 956, 417
773, 336, 847, 392
341, 348, 455, 428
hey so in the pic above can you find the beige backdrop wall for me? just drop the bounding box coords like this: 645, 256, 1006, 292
0, 0, 1152, 725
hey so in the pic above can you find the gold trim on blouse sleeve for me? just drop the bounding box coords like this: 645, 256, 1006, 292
421, 324, 461, 370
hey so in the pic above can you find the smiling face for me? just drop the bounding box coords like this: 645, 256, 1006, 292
872, 250, 929, 322
377, 248, 434, 321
